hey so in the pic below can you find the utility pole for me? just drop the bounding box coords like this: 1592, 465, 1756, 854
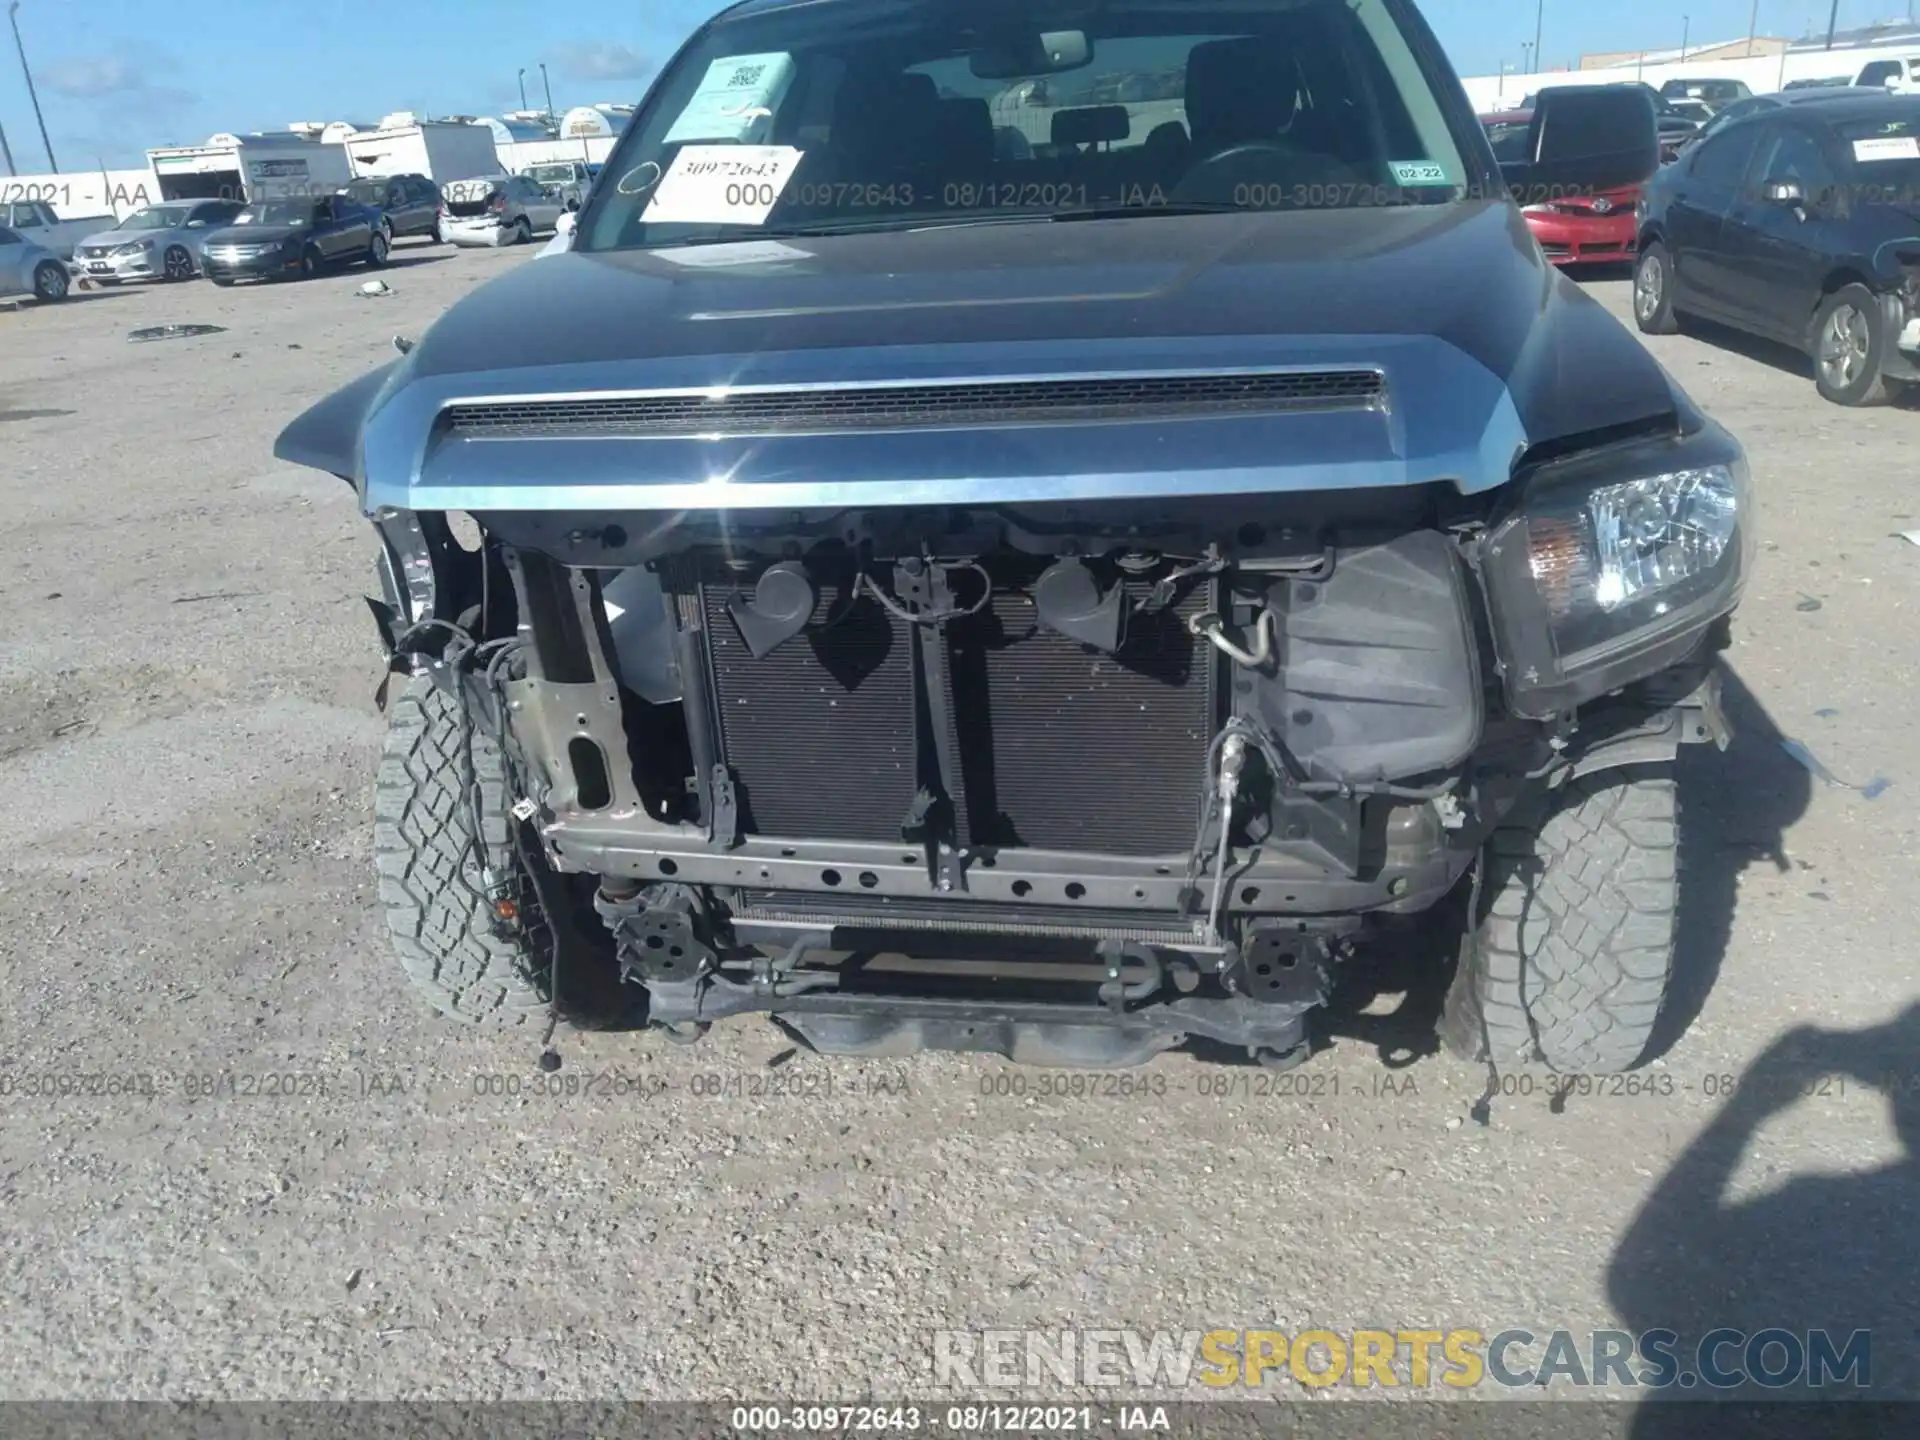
1825, 0, 1840, 49
518, 68, 527, 111
1681, 16, 1690, 60
8, 2, 56, 172
0, 119, 13, 175
1748, 0, 1761, 56
539, 62, 555, 126
1533, 0, 1545, 75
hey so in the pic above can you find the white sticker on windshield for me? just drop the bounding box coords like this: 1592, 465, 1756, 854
1389, 159, 1452, 186
1852, 135, 1920, 162
641, 145, 804, 226
649, 239, 812, 267
664, 53, 797, 144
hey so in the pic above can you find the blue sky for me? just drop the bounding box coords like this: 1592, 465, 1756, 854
0, 0, 1903, 173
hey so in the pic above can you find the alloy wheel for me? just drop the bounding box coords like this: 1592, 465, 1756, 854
164, 247, 193, 282
1634, 254, 1664, 322
1818, 304, 1870, 390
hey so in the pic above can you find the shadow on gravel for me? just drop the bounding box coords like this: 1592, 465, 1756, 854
1608, 1004, 1920, 1428
378, 251, 455, 272
1320, 666, 1809, 1071
1671, 314, 1920, 408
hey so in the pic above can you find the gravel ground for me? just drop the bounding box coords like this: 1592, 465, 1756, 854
1, 242, 1916, 1410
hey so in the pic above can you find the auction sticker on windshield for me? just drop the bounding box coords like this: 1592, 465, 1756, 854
1852, 135, 1920, 161
663, 53, 796, 144
641, 145, 804, 226
1389, 159, 1452, 186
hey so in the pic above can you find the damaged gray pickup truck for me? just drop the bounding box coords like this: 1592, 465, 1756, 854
276, 0, 1753, 1075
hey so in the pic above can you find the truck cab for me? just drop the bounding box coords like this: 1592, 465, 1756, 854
0, 200, 116, 261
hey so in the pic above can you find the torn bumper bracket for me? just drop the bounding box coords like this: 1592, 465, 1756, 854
644, 973, 1318, 1067
1564, 660, 1731, 782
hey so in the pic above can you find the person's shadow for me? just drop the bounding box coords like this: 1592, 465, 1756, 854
1608, 1004, 1920, 1432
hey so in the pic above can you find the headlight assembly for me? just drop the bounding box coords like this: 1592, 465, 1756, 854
1480, 424, 1752, 719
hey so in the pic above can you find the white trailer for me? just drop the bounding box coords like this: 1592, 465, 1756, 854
344, 121, 502, 183
147, 133, 354, 204
1462, 44, 1920, 113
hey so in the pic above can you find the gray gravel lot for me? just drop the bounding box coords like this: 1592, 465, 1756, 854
1, 243, 1916, 1407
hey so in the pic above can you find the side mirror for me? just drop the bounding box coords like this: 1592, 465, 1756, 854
1764, 178, 1805, 207
1501, 85, 1660, 206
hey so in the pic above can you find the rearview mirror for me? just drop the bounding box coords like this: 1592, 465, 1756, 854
970, 30, 1091, 80
1501, 85, 1660, 205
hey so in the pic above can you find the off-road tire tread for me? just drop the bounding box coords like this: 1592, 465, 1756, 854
374, 676, 551, 1027
1443, 767, 1678, 1074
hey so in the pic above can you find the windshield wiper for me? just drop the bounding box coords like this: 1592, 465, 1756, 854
643, 218, 937, 248
1048, 202, 1247, 222
908, 203, 1247, 231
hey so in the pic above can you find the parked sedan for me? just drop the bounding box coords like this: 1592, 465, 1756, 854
338, 174, 443, 243
1634, 93, 1920, 405
1482, 111, 1638, 266
199, 195, 390, 284
70, 199, 245, 285
0, 225, 70, 303
439, 174, 565, 247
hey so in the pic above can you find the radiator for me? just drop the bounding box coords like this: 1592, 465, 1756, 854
691, 562, 1217, 857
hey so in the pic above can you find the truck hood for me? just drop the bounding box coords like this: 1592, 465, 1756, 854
205, 224, 306, 247
277, 202, 1689, 513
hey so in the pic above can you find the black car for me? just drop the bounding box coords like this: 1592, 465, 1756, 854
200, 195, 391, 284
338, 174, 443, 242
1634, 93, 1920, 405
275, 0, 1747, 1081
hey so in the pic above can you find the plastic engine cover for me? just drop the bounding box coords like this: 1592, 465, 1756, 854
1248, 530, 1482, 783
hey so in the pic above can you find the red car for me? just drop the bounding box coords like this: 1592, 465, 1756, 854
1480, 110, 1640, 266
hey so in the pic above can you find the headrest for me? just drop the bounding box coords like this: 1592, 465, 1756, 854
1186, 37, 1297, 147
937, 98, 995, 166
833, 70, 942, 160
1052, 105, 1132, 148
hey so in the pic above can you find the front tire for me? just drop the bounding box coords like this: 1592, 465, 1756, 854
1633, 242, 1679, 335
1441, 766, 1679, 1075
1812, 284, 1896, 406
513, 216, 532, 245
374, 676, 631, 1028
162, 245, 194, 282
366, 229, 389, 267
298, 246, 319, 280
32, 261, 68, 302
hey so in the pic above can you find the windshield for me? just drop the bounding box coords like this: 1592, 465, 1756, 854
234, 201, 313, 227
1480, 115, 1531, 164
340, 181, 386, 204
526, 164, 579, 184
1836, 114, 1920, 202
118, 206, 194, 230
579, 0, 1474, 253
